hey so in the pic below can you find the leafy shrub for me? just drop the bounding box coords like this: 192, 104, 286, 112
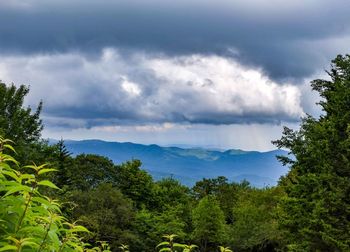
0, 137, 109, 251
156, 234, 231, 252
157, 234, 197, 252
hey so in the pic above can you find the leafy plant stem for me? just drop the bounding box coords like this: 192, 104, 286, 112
58, 236, 68, 252
16, 189, 33, 234
37, 215, 53, 252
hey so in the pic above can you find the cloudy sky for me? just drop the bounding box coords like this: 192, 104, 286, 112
1, 0, 349, 150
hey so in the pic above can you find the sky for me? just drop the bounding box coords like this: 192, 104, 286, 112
0, 0, 349, 150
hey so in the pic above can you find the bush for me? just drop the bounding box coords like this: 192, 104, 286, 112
0, 136, 109, 251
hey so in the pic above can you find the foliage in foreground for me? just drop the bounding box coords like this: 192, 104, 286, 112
0, 136, 236, 252
0, 137, 109, 251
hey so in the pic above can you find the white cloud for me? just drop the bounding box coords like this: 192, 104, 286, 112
146, 54, 304, 122
121, 77, 141, 97
0, 48, 304, 128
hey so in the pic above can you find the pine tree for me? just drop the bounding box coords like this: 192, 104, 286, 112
54, 138, 72, 188
273, 55, 350, 251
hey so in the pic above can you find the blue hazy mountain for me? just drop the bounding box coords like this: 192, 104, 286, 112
62, 139, 289, 187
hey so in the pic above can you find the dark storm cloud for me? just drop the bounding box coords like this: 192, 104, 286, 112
0, 50, 304, 127
1, 0, 348, 129
1, 0, 350, 80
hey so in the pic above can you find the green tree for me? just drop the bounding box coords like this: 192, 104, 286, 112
192, 196, 226, 252
192, 178, 217, 199
153, 178, 193, 235
132, 209, 160, 251
273, 55, 350, 251
53, 139, 73, 188
229, 187, 285, 251
192, 177, 230, 199
56, 139, 71, 168
0, 82, 49, 165
115, 160, 155, 209
64, 154, 118, 191
0, 82, 42, 144
132, 206, 188, 252
154, 178, 191, 210
68, 183, 136, 250
192, 177, 249, 223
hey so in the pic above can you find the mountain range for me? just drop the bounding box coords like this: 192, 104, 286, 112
61, 139, 290, 187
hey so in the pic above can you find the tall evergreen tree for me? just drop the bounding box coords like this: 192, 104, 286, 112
273, 55, 350, 251
54, 138, 72, 188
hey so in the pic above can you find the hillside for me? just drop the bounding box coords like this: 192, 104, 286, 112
61, 139, 289, 187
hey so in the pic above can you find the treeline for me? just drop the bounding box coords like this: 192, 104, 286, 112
1, 54, 350, 251
1, 138, 285, 251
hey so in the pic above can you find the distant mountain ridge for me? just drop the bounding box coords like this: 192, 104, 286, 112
59, 139, 289, 187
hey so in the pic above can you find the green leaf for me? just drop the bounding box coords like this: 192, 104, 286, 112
32, 196, 51, 206
48, 230, 60, 247
3, 144, 16, 154
24, 164, 40, 172
173, 243, 185, 248
38, 168, 57, 175
71, 225, 89, 233
158, 248, 171, 252
156, 241, 170, 248
21, 240, 39, 248
19, 226, 45, 236
0, 245, 17, 251
1, 170, 20, 182
0, 154, 18, 165
0, 162, 13, 171
3, 185, 32, 197
19, 174, 35, 180
38, 180, 60, 190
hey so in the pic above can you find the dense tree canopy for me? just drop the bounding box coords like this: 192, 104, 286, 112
115, 160, 155, 209
230, 187, 285, 251
63, 154, 118, 191
68, 183, 136, 249
192, 196, 227, 252
273, 54, 350, 251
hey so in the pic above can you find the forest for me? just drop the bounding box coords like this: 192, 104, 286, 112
0, 55, 349, 251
